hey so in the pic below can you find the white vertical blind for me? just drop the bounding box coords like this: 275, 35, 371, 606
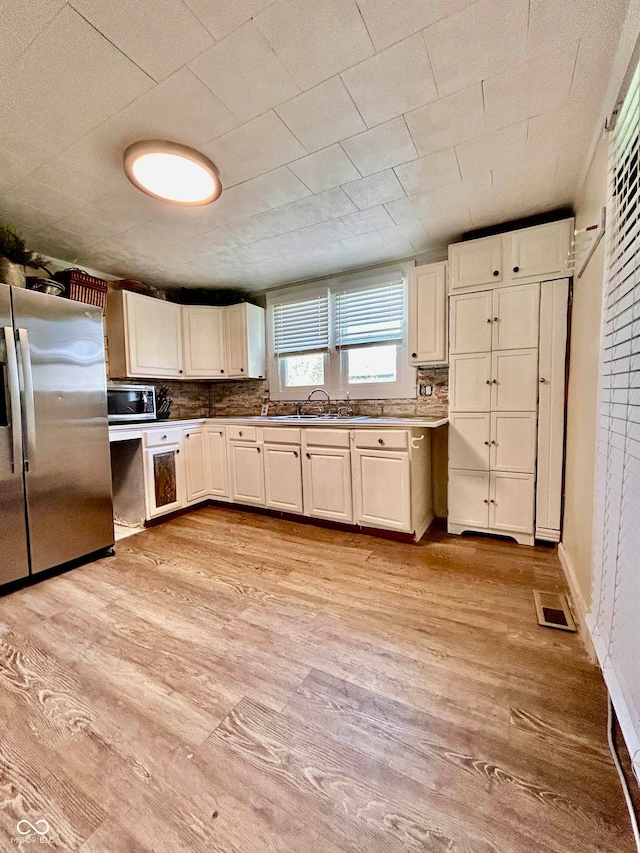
272, 290, 329, 355
589, 60, 640, 781
334, 278, 405, 348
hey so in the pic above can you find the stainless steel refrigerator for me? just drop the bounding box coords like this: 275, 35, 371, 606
0, 282, 114, 587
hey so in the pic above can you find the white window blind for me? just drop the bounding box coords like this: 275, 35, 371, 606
335, 279, 405, 348
272, 291, 329, 355
589, 60, 640, 782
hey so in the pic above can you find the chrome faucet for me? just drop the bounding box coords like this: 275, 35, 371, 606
307, 388, 330, 404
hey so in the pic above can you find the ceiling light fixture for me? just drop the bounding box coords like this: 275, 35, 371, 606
123, 140, 222, 205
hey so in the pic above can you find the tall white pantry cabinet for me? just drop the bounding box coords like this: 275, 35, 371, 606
446, 219, 573, 545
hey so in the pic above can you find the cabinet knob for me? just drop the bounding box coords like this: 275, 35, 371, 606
484, 441, 489, 445
240, 367, 245, 372
486, 318, 492, 324
257, 447, 261, 453
162, 435, 167, 440
489, 499, 495, 504
513, 266, 520, 273
491, 440, 497, 445
484, 499, 489, 503
306, 452, 311, 459
485, 380, 491, 385
221, 369, 224, 374
378, 438, 385, 445
176, 449, 180, 454
411, 352, 417, 359
540, 377, 547, 383
186, 433, 190, 438
492, 379, 497, 384
493, 317, 499, 322
239, 431, 243, 436
179, 369, 183, 374
493, 270, 499, 276
293, 451, 299, 458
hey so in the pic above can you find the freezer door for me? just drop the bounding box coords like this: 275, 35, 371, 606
0, 283, 30, 584
12, 287, 114, 574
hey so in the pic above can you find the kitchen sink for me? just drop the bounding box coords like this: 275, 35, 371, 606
268, 415, 369, 421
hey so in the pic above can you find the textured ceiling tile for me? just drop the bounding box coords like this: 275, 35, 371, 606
483, 43, 578, 131
189, 22, 299, 122
455, 121, 527, 180
0, 147, 37, 193
69, 0, 213, 81
251, 202, 315, 236
276, 77, 366, 153
342, 170, 406, 210
256, 0, 374, 90
405, 84, 486, 156
432, 172, 492, 215
295, 187, 358, 224
4, 178, 84, 220
341, 118, 418, 177
340, 205, 395, 235
340, 232, 382, 254
77, 185, 167, 232
223, 216, 283, 245
342, 33, 438, 127
55, 211, 119, 241
526, 0, 592, 56
184, 0, 275, 39
0, 6, 153, 164
395, 148, 461, 195
30, 160, 115, 205
424, 0, 529, 97
0, 0, 66, 78
384, 191, 440, 225
0, 197, 57, 233
243, 167, 312, 208
204, 111, 306, 186
209, 184, 270, 224
195, 225, 248, 253
357, 0, 476, 51
289, 145, 361, 194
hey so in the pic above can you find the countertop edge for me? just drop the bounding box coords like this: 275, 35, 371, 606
108, 416, 449, 433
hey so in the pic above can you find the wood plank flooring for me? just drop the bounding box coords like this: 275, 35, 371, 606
0, 505, 634, 852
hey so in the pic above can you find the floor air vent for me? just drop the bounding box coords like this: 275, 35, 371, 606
533, 590, 576, 632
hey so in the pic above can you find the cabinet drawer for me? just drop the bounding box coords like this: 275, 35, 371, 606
143, 427, 184, 448
263, 427, 301, 445
305, 429, 350, 448
228, 425, 257, 442
353, 430, 409, 451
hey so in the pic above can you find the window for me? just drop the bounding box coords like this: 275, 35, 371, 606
267, 266, 416, 400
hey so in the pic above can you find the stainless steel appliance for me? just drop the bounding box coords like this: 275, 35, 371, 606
107, 383, 156, 422
0, 283, 114, 586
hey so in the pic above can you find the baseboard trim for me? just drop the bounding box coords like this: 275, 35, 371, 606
558, 542, 597, 662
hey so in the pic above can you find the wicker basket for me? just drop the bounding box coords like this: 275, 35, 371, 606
54, 269, 108, 311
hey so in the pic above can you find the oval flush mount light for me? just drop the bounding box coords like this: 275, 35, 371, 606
123, 140, 222, 205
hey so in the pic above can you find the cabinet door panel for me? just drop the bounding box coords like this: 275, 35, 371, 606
489, 472, 535, 534
492, 283, 540, 350
490, 412, 537, 473
448, 469, 489, 528
184, 428, 208, 502
449, 353, 492, 412
206, 427, 229, 498
449, 413, 490, 471
408, 262, 447, 365
182, 306, 226, 377
510, 220, 572, 280
449, 291, 493, 354
353, 450, 411, 531
144, 445, 184, 519
225, 303, 247, 377
449, 235, 503, 291
302, 448, 352, 522
491, 349, 538, 411
125, 291, 182, 378
230, 443, 265, 505
264, 445, 303, 513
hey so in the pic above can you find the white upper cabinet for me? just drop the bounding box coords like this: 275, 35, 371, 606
448, 412, 491, 471
225, 302, 266, 379
491, 348, 539, 411
489, 412, 537, 473
109, 290, 183, 379
509, 221, 573, 281
449, 353, 492, 412
491, 283, 540, 350
448, 219, 573, 293
408, 262, 447, 365
449, 291, 493, 354
449, 235, 503, 291
182, 306, 226, 378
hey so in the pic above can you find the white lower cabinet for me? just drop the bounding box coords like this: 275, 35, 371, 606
183, 428, 209, 503
229, 442, 265, 506
264, 444, 303, 513
490, 412, 537, 473
144, 442, 185, 519
448, 469, 534, 540
302, 446, 353, 523
491, 348, 538, 411
206, 427, 229, 498
352, 449, 411, 532
448, 469, 490, 529
449, 352, 492, 412
489, 472, 535, 535
448, 412, 490, 470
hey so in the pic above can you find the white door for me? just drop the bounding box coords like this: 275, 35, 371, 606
449, 235, 504, 291
144, 443, 185, 519
225, 303, 248, 377
509, 220, 572, 281
206, 427, 229, 498
448, 469, 490, 528
182, 306, 227, 378
264, 444, 303, 513
352, 450, 411, 532
408, 262, 447, 365
492, 283, 540, 350
125, 291, 183, 378
490, 412, 537, 473
449, 353, 492, 412
183, 428, 208, 503
229, 442, 265, 505
449, 290, 493, 354
449, 413, 490, 471
491, 349, 539, 411
489, 472, 535, 534
302, 447, 352, 522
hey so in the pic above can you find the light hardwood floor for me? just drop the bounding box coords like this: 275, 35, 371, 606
0, 505, 634, 852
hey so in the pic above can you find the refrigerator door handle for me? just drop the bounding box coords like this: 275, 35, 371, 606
3, 327, 23, 474
17, 328, 36, 471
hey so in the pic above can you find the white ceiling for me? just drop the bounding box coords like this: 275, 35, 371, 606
0, 0, 631, 291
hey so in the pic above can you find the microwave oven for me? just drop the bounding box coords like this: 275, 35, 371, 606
107, 384, 156, 422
